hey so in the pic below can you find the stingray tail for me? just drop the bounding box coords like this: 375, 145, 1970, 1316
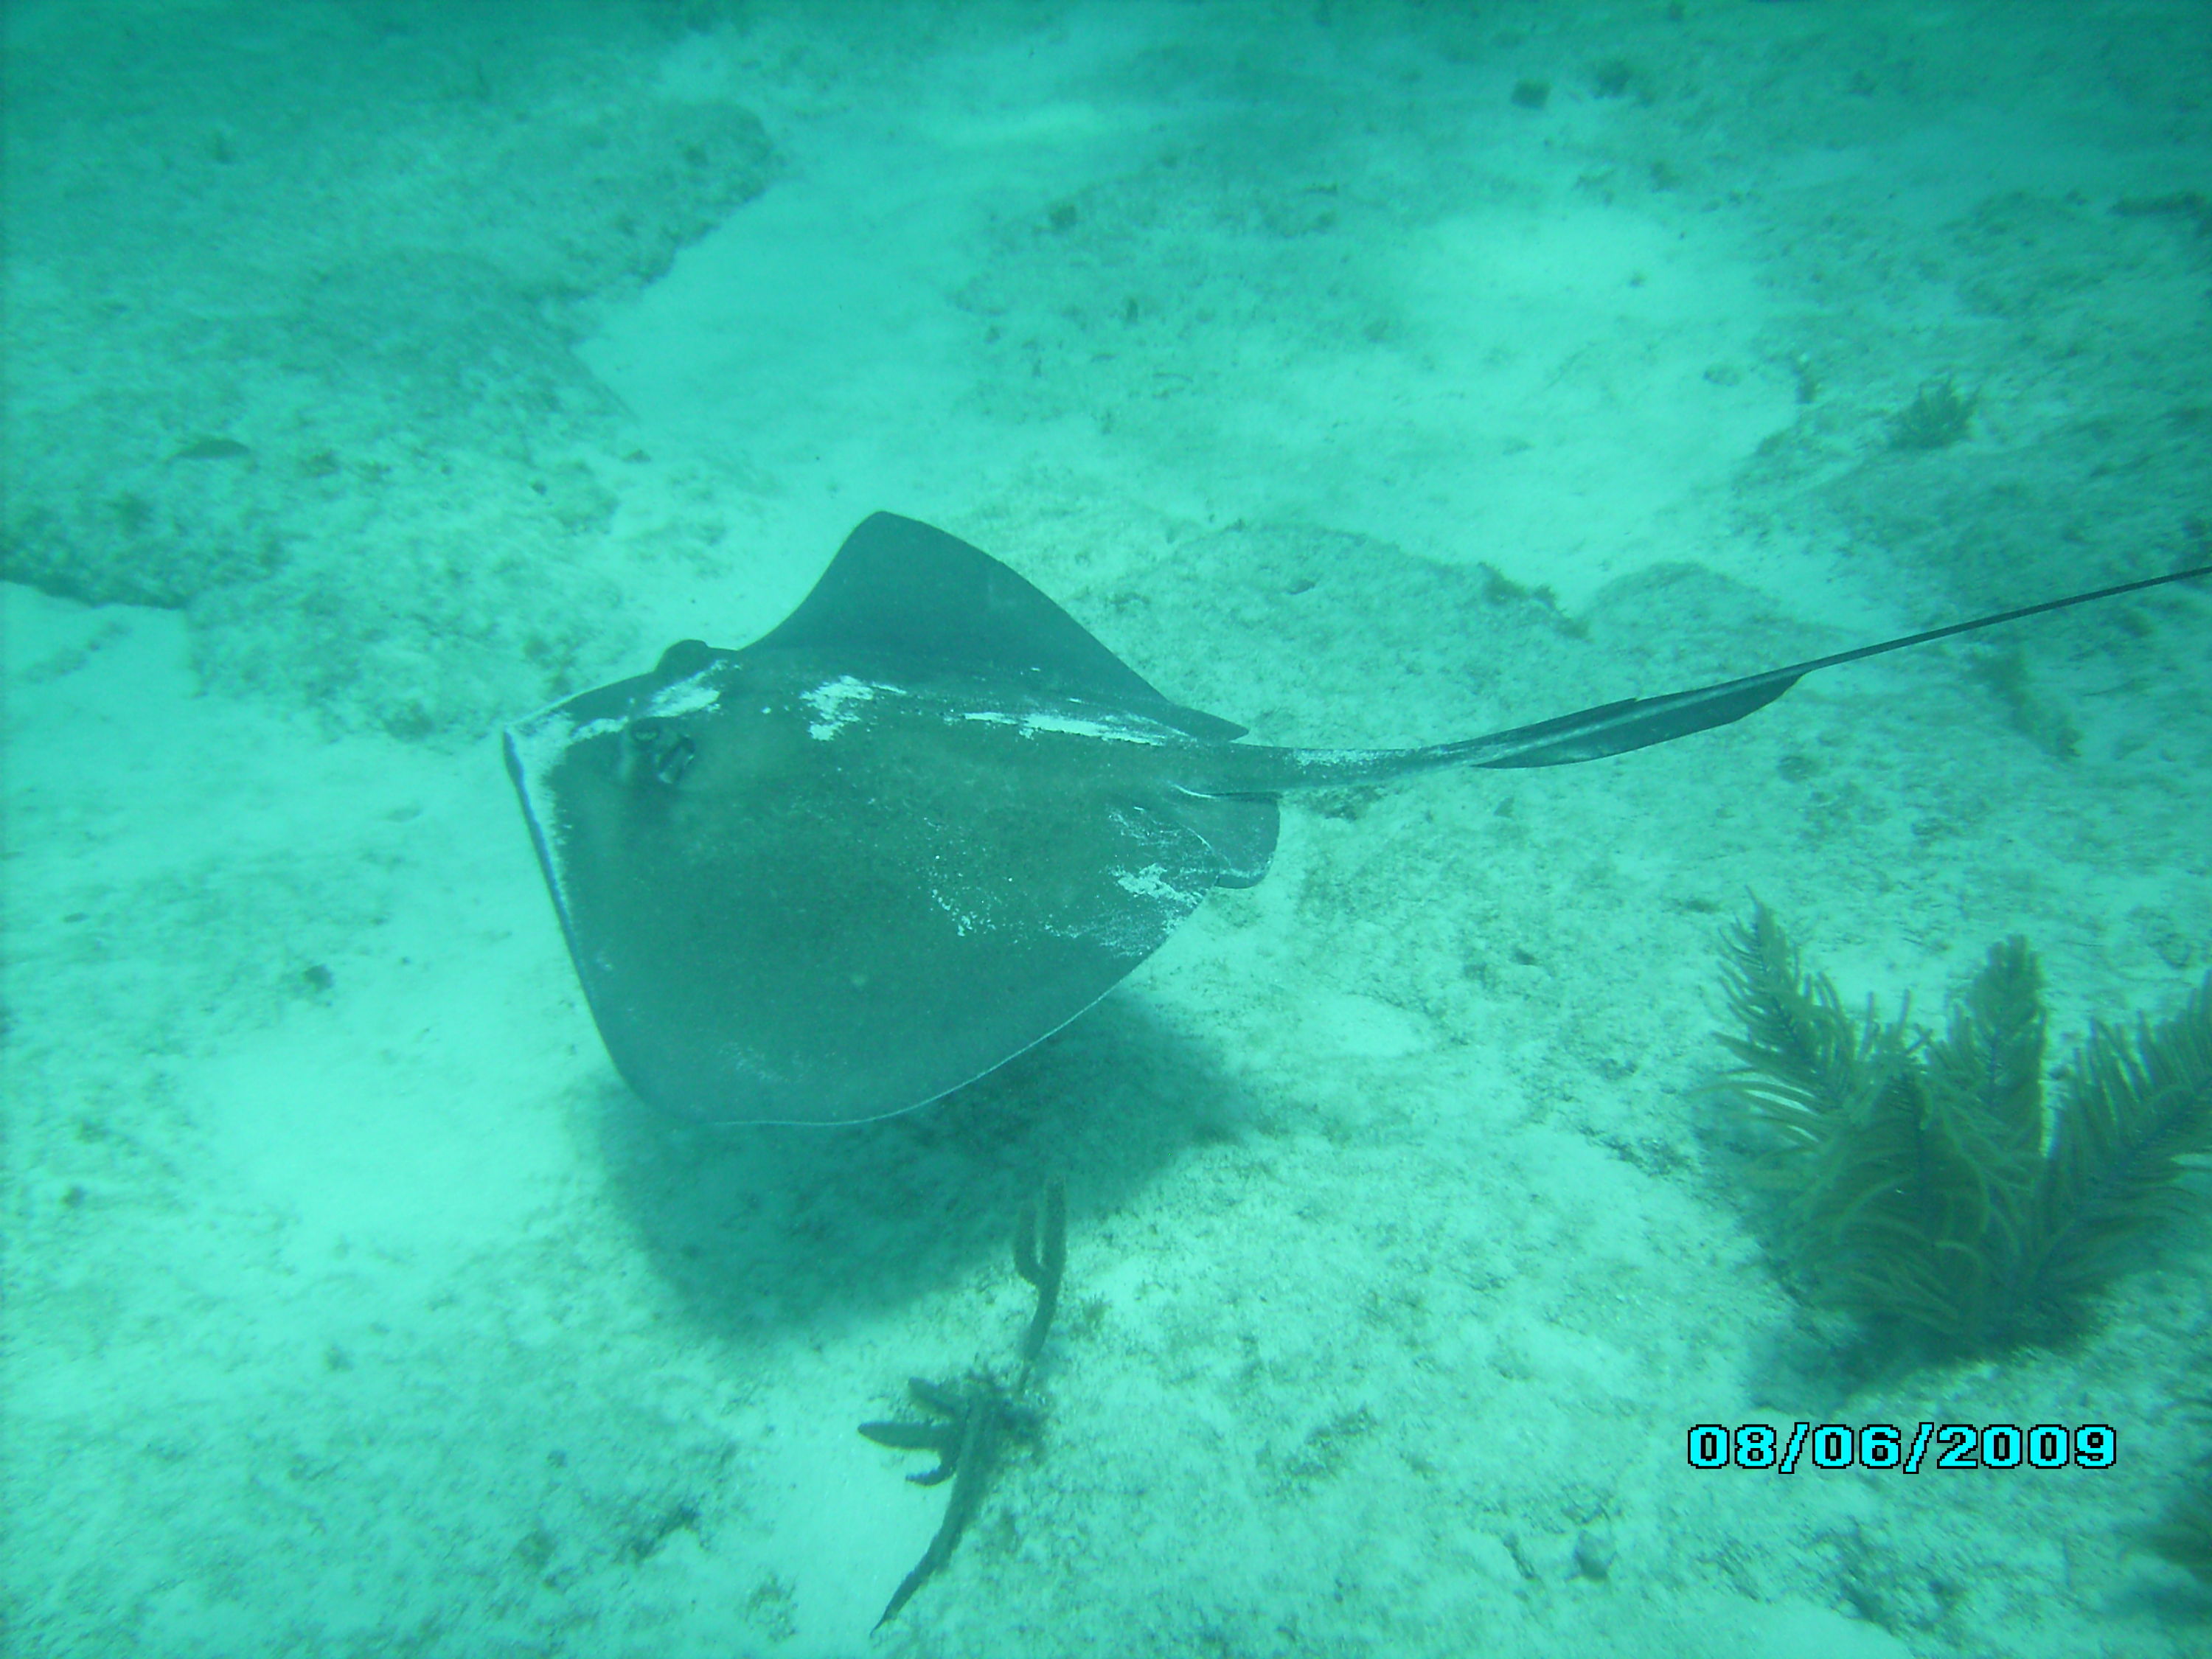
1213, 668, 1804, 792
1208, 559, 2211, 795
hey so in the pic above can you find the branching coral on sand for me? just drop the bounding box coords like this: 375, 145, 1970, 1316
1717, 905, 2211, 1358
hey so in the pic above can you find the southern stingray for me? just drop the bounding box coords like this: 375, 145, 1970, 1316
506, 512, 2206, 1126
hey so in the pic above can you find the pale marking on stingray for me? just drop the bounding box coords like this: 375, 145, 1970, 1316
712, 1039, 787, 1085
957, 709, 1169, 745
506, 709, 599, 917
929, 886, 984, 936
1114, 864, 1189, 902
644, 672, 723, 720
804, 675, 891, 740
1018, 712, 1166, 744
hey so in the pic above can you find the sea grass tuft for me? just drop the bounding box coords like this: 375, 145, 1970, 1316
1718, 905, 2211, 1357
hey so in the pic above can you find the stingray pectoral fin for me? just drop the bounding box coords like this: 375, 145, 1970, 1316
505, 662, 1239, 1125
1158, 788, 1279, 887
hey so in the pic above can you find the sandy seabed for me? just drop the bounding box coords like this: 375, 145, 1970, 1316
5, 3, 2211, 1655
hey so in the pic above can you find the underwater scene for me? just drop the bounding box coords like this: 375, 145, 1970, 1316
5, 2, 2211, 1655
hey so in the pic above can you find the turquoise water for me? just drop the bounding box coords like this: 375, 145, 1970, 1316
5, 3, 2209, 1654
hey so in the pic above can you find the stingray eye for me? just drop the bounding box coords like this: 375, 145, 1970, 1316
622, 719, 697, 787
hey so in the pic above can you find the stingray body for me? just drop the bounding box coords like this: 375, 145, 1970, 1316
507, 512, 2205, 1125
